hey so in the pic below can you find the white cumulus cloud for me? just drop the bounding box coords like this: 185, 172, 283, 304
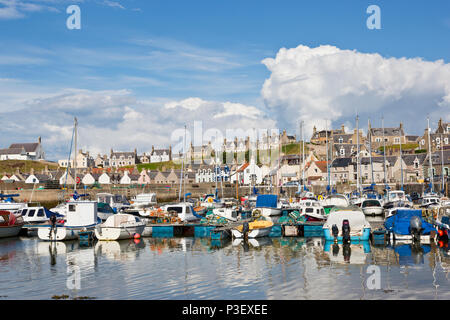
261, 44, 450, 136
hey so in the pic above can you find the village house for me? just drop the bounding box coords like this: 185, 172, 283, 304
110, 148, 138, 168
95, 154, 110, 168
150, 146, 172, 163
422, 150, 450, 180
368, 122, 406, 150
0, 137, 45, 161
418, 118, 450, 153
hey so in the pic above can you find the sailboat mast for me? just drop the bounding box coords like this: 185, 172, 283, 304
326, 120, 330, 193
382, 117, 387, 185
427, 117, 434, 192
179, 125, 186, 202
302, 121, 305, 191
356, 114, 360, 193
399, 124, 404, 190
74, 117, 78, 192
368, 118, 374, 185
441, 133, 445, 196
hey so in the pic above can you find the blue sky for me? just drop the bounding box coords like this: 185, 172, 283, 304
0, 0, 449, 160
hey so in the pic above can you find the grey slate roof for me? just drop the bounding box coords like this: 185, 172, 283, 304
9, 143, 39, 153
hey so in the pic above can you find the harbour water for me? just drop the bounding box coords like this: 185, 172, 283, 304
1, 215, 449, 300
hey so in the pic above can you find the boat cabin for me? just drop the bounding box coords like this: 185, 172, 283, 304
65, 201, 98, 227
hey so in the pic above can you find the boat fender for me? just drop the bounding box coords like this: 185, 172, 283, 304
318, 195, 323, 201
134, 233, 141, 239
252, 209, 261, 218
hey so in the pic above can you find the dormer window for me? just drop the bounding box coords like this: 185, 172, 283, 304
338, 138, 343, 143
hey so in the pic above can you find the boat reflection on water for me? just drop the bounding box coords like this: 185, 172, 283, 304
387, 242, 431, 266
323, 241, 371, 265
95, 239, 146, 262
232, 237, 273, 249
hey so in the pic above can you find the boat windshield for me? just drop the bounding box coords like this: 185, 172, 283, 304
362, 200, 380, 208
166, 206, 183, 213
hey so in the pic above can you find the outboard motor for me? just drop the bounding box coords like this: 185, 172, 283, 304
409, 216, 423, 242
342, 219, 351, 244
331, 224, 339, 243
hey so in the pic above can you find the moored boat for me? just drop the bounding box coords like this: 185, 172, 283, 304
37, 201, 100, 241
323, 207, 371, 242
252, 194, 282, 218
95, 213, 146, 241
231, 220, 273, 238
0, 210, 24, 238
384, 209, 436, 243
361, 199, 384, 216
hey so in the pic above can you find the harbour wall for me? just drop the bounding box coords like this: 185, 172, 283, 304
1, 181, 448, 205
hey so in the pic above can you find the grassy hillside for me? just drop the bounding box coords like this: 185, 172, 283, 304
0, 160, 59, 175
136, 161, 182, 172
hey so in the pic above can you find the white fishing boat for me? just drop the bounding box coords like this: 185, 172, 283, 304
321, 194, 350, 208
19, 206, 64, 236
0, 210, 24, 238
323, 207, 371, 242
95, 213, 145, 241
0, 194, 28, 215
231, 220, 274, 238
361, 199, 384, 216
212, 207, 239, 221
37, 201, 100, 241
96, 193, 130, 213
296, 199, 327, 221
418, 194, 441, 208
252, 194, 282, 217
161, 202, 203, 222
129, 193, 157, 209
199, 194, 225, 209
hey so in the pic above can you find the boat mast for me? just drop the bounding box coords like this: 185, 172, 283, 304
441, 133, 445, 196
74, 117, 78, 193
382, 116, 387, 186
356, 114, 360, 194
326, 120, 330, 194
427, 117, 434, 193
368, 118, 374, 185
302, 121, 305, 191
399, 124, 404, 191
179, 124, 186, 202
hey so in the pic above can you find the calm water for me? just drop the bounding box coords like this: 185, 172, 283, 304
0, 231, 449, 300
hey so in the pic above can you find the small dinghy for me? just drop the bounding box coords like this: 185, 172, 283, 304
95, 214, 146, 241
0, 210, 24, 238
231, 220, 273, 238
361, 199, 384, 216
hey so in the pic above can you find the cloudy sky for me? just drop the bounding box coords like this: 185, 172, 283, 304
0, 0, 449, 160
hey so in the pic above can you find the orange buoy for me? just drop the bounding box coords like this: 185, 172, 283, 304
134, 233, 141, 239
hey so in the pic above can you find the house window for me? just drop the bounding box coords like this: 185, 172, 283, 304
421, 139, 425, 145
339, 138, 343, 143
436, 137, 441, 144
375, 138, 381, 142
445, 138, 449, 145
340, 148, 345, 156
394, 137, 400, 144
